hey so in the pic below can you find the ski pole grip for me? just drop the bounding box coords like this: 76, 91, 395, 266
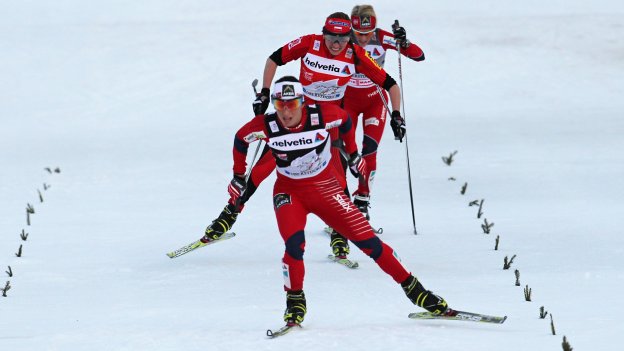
252, 78, 259, 95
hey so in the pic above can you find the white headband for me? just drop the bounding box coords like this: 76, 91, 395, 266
272, 81, 304, 100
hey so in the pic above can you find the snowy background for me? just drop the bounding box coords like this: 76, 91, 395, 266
2, 1, 623, 350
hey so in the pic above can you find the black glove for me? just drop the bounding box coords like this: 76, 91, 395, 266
252, 88, 270, 115
348, 152, 367, 179
390, 110, 406, 142
392, 25, 410, 49
227, 174, 247, 205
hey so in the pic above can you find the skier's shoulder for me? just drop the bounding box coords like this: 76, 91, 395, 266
315, 103, 346, 122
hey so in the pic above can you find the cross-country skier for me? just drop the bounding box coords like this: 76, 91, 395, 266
235, 76, 448, 326
344, 4, 425, 220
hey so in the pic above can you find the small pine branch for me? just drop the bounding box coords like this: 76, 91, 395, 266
20, 229, 28, 241
503, 254, 517, 269
26, 210, 31, 226
477, 199, 484, 218
38, 189, 44, 202
44, 167, 52, 173
469, 199, 479, 206
540, 306, 548, 319
2, 281, 10, 297
43, 183, 50, 190
27, 203, 35, 214
495, 235, 500, 250
16, 245, 23, 257
54, 167, 61, 173
460, 182, 468, 195
448, 177, 456, 181
562, 336, 572, 351
550, 314, 556, 335
442, 150, 458, 166
481, 218, 494, 234
514, 269, 521, 286
524, 284, 532, 301
6, 266, 12, 277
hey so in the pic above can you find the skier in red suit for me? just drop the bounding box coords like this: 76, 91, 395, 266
344, 5, 426, 219
234, 76, 448, 326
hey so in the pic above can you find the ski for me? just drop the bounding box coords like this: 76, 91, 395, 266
409, 309, 507, 324
166, 232, 236, 259
324, 226, 382, 235
327, 254, 359, 269
266, 323, 302, 339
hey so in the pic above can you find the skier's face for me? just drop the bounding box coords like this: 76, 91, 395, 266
324, 34, 350, 56
274, 97, 304, 128
353, 30, 374, 47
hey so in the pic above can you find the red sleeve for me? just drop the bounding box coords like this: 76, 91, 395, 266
233, 115, 269, 175
278, 34, 315, 65
353, 44, 391, 88
321, 105, 358, 155
378, 28, 424, 61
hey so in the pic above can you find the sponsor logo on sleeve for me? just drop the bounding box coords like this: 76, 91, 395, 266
382, 35, 396, 47
288, 37, 302, 49
313, 40, 321, 51
243, 131, 267, 143
324, 120, 342, 129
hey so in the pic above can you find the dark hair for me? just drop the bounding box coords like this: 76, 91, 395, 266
327, 11, 350, 20
275, 75, 299, 84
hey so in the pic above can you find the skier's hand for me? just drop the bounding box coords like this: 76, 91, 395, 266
228, 174, 247, 205
348, 152, 367, 180
392, 24, 410, 49
252, 88, 270, 115
390, 110, 406, 142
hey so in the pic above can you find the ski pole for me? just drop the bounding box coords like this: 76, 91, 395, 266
391, 19, 419, 235
247, 79, 264, 180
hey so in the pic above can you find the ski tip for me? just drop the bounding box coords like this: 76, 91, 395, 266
501, 316, 508, 324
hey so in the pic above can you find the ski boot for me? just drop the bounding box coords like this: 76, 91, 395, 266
284, 290, 307, 325
203, 203, 239, 242
330, 230, 350, 259
353, 192, 370, 220
401, 275, 449, 315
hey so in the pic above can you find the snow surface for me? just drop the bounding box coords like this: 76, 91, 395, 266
2, 1, 623, 350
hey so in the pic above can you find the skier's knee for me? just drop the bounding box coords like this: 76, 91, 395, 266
362, 135, 379, 157
285, 230, 306, 260
353, 236, 383, 260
